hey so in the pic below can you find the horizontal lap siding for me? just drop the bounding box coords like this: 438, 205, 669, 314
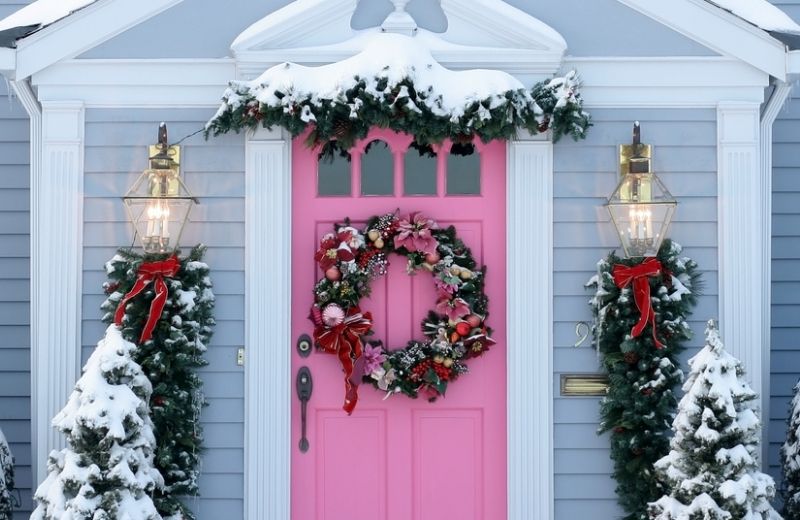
83, 108, 244, 519
0, 75, 32, 519
553, 108, 718, 519
769, 94, 800, 492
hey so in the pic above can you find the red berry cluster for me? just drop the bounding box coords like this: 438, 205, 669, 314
409, 359, 432, 381
432, 363, 451, 381
357, 248, 381, 269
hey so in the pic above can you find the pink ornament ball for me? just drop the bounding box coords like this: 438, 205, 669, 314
322, 304, 346, 327
325, 266, 341, 281
424, 252, 441, 264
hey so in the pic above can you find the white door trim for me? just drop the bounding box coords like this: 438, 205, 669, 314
244, 127, 292, 520
243, 131, 555, 519
507, 135, 554, 519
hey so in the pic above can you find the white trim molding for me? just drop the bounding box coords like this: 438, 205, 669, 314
717, 102, 765, 420
507, 135, 553, 519
244, 127, 292, 520
31, 100, 84, 485
617, 0, 788, 80
759, 82, 792, 464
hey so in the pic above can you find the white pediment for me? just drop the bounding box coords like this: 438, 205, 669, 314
231, 0, 567, 82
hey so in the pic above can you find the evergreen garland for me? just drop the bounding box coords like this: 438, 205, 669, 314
101, 245, 215, 520
782, 380, 800, 518
586, 240, 701, 520
0, 427, 14, 520
205, 66, 590, 154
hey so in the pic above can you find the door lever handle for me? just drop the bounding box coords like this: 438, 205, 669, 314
296, 366, 313, 453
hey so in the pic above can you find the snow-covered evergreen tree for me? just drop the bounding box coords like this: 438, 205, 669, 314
0, 427, 15, 519
649, 320, 781, 520
32, 325, 163, 520
101, 245, 214, 519
781, 380, 800, 518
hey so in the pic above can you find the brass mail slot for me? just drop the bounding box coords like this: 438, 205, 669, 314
560, 374, 609, 396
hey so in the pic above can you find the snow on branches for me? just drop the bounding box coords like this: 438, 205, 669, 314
649, 320, 781, 520
31, 326, 163, 520
781, 380, 800, 518
0, 428, 15, 519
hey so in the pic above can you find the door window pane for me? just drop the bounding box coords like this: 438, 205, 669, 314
404, 143, 437, 195
446, 143, 480, 195
318, 149, 351, 196
361, 140, 394, 196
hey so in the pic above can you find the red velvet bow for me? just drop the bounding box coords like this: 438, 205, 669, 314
612, 258, 664, 349
314, 308, 373, 414
114, 256, 181, 344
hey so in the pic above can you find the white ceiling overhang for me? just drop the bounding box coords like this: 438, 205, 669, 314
230, 0, 568, 82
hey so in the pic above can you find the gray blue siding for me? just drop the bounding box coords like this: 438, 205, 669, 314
554, 108, 719, 518
82, 108, 245, 518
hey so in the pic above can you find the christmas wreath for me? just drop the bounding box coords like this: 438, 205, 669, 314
310, 212, 495, 414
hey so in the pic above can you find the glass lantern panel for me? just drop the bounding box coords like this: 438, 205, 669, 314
124, 197, 194, 254
607, 201, 676, 258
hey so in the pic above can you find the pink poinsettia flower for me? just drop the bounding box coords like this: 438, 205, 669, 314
362, 343, 387, 375
436, 296, 471, 321
394, 212, 439, 254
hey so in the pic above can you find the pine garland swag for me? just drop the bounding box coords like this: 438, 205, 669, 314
0, 428, 15, 520
101, 245, 215, 520
586, 239, 701, 520
782, 379, 800, 518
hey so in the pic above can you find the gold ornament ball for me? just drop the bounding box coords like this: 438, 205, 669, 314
367, 229, 381, 242
433, 355, 444, 364
443, 358, 454, 368
374, 237, 385, 249
459, 270, 473, 280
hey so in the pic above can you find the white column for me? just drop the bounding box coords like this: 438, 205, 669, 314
32, 101, 84, 485
244, 128, 291, 520
507, 135, 553, 520
717, 102, 764, 415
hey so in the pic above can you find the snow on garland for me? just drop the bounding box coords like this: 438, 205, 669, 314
649, 320, 781, 520
586, 240, 701, 520
0, 427, 15, 520
32, 325, 163, 520
310, 212, 494, 414
205, 33, 590, 155
101, 245, 215, 520
781, 379, 800, 517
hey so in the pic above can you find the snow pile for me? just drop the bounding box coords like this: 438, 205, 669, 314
707, 0, 800, 34
0, 427, 14, 518
31, 325, 163, 520
649, 320, 781, 520
0, 0, 95, 33
781, 379, 800, 517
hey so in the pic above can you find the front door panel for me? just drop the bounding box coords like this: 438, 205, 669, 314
291, 129, 506, 520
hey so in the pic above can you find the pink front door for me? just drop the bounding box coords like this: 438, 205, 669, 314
290, 129, 507, 520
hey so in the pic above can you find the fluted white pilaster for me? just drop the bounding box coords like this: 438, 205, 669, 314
244, 128, 291, 520
717, 102, 764, 415
33, 101, 84, 485
507, 135, 553, 520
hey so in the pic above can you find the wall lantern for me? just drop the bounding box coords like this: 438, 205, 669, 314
606, 122, 677, 258
123, 123, 197, 254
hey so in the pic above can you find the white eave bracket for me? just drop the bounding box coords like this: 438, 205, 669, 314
787, 50, 800, 75
617, 0, 788, 81
0, 47, 15, 78
12, 0, 184, 81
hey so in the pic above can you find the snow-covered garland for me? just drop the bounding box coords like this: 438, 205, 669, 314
310, 212, 494, 414
0, 427, 15, 519
205, 38, 590, 155
781, 380, 800, 518
586, 240, 701, 520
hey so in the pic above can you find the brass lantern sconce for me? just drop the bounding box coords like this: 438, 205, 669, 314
123, 123, 197, 254
606, 122, 677, 258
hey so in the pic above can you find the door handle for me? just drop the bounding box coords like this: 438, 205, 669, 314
296, 366, 313, 453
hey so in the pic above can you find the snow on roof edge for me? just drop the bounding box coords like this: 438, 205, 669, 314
705, 0, 800, 35
0, 0, 97, 47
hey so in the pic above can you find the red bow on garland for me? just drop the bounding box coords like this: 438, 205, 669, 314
612, 257, 665, 349
314, 308, 373, 414
114, 256, 181, 343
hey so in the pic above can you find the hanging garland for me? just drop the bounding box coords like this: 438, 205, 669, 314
310, 212, 495, 414
586, 240, 701, 520
205, 59, 590, 157
101, 245, 215, 520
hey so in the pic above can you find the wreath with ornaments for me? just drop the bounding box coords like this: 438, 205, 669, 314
309, 212, 495, 414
